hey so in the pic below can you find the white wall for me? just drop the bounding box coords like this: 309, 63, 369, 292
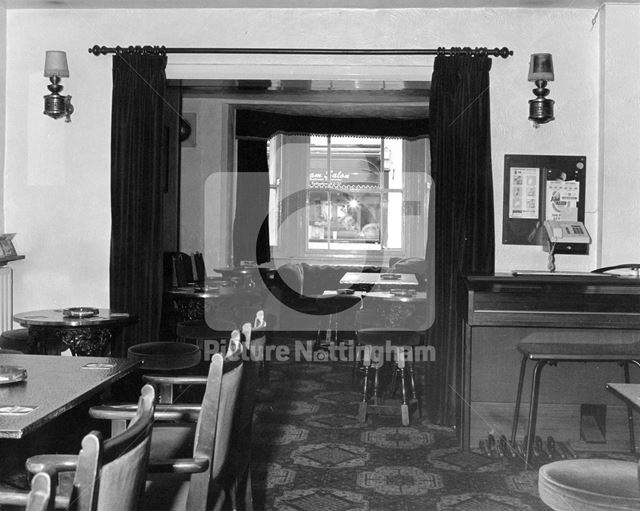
2, 7, 608, 316
0, 6, 6, 230
599, 4, 640, 266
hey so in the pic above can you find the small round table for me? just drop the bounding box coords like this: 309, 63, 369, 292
13, 309, 137, 356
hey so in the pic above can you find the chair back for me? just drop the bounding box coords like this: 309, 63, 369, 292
70, 384, 156, 511
186, 353, 243, 511
193, 252, 206, 283
236, 320, 267, 435
27, 472, 52, 511
0, 471, 53, 511
173, 252, 194, 287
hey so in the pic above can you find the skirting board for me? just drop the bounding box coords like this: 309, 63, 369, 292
470, 402, 640, 449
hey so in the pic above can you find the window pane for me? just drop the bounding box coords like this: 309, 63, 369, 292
329, 136, 381, 189
269, 188, 279, 246
386, 191, 403, 249
309, 136, 329, 187
308, 190, 329, 243
385, 138, 403, 189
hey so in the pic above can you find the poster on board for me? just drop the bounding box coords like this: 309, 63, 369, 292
502, 155, 586, 246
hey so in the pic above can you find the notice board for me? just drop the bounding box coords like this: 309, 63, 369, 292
502, 154, 586, 251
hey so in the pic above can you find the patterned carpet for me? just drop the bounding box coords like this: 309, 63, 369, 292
250, 351, 552, 511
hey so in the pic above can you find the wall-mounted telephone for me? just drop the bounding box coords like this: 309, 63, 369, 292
544, 220, 591, 245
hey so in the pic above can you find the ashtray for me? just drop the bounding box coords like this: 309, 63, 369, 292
380, 273, 402, 280
0, 365, 28, 384
63, 307, 99, 318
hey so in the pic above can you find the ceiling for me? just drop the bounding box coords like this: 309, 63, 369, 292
0, 0, 627, 9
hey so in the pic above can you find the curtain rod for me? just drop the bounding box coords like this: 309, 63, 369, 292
88, 45, 513, 58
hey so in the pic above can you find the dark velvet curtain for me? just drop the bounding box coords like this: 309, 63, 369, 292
110, 54, 167, 356
233, 139, 271, 265
426, 55, 495, 427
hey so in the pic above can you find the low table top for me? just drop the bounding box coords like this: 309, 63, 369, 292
0, 354, 139, 438
13, 309, 136, 328
339, 272, 418, 286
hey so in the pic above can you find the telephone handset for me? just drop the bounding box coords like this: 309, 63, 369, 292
544, 220, 591, 244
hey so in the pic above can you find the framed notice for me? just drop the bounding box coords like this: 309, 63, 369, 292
502, 155, 586, 248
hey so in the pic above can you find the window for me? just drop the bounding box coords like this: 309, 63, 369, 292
268, 133, 430, 264
306, 135, 401, 251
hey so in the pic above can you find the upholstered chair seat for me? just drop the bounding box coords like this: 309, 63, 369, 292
539, 459, 640, 510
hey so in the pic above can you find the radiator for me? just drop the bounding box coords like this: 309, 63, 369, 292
0, 266, 13, 333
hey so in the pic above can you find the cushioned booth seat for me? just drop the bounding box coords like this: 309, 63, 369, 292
0, 328, 29, 353
539, 459, 640, 510
127, 342, 201, 371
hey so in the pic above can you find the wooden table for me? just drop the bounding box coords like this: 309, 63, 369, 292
339, 272, 419, 287
0, 354, 139, 439
322, 290, 428, 330
13, 309, 137, 356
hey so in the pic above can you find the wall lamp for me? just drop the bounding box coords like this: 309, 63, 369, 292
43, 51, 74, 122
528, 53, 554, 126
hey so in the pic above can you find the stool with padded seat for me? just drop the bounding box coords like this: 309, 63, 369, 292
0, 328, 29, 353
511, 329, 640, 468
314, 293, 361, 349
127, 341, 201, 403
539, 458, 640, 510
176, 317, 237, 360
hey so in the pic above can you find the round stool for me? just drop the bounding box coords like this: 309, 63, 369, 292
0, 328, 29, 353
127, 342, 201, 371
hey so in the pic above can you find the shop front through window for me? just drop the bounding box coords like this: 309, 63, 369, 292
268, 133, 429, 264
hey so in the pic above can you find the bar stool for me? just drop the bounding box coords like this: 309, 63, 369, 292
176, 317, 237, 360
355, 310, 421, 426
127, 341, 202, 403
314, 293, 361, 348
511, 329, 640, 468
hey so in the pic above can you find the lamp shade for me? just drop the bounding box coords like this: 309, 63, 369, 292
44, 51, 69, 78
528, 53, 554, 82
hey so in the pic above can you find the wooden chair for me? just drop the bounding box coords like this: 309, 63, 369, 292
193, 252, 206, 284
89, 350, 244, 511
24, 384, 156, 511
0, 472, 53, 511
221, 315, 267, 511
173, 252, 195, 287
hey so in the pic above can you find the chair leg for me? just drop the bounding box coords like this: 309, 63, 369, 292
511, 355, 528, 445
358, 345, 372, 422
408, 359, 420, 419
623, 361, 636, 454
397, 348, 410, 426
524, 360, 547, 469
243, 468, 253, 511
372, 364, 380, 405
